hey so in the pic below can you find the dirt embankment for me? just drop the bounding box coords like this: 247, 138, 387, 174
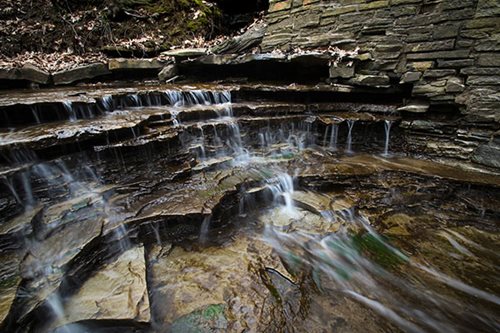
0, 0, 265, 58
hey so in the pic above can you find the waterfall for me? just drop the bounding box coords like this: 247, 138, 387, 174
323, 126, 329, 147
383, 120, 393, 157
63, 101, 77, 122
346, 120, 355, 154
150, 224, 162, 246
198, 125, 206, 160
101, 95, 114, 112
30, 107, 41, 123
267, 173, 298, 218
199, 215, 212, 245
329, 124, 339, 151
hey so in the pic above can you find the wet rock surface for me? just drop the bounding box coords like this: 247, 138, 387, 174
0, 85, 499, 332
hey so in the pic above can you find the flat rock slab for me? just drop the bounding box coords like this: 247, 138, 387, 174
147, 234, 294, 331
0, 65, 50, 84
0, 107, 175, 151
162, 48, 207, 57
52, 63, 110, 85
108, 58, 165, 71
18, 217, 104, 323
51, 246, 150, 331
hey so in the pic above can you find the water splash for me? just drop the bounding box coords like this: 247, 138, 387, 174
261, 206, 500, 333
266, 173, 298, 218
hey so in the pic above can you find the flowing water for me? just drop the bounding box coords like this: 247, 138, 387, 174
0, 86, 499, 333
383, 120, 393, 157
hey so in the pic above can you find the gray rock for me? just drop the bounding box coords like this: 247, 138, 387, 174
108, 58, 164, 70
477, 54, 500, 67
211, 22, 267, 54
52, 63, 110, 85
19, 64, 50, 84
461, 67, 500, 75
472, 143, 500, 168
349, 74, 390, 87
400, 71, 422, 83
0, 65, 50, 84
423, 69, 456, 78
412, 83, 446, 96
158, 64, 178, 81
406, 50, 470, 60
397, 102, 430, 113
162, 48, 207, 58
466, 75, 500, 86
446, 77, 465, 92
329, 65, 355, 79
406, 39, 455, 52
437, 59, 474, 68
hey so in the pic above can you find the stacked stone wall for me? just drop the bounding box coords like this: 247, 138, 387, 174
264, 0, 500, 167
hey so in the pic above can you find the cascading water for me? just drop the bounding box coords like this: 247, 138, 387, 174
346, 120, 355, 154
266, 172, 298, 218
383, 120, 393, 157
63, 101, 77, 122
3, 84, 499, 333
329, 124, 339, 151
261, 197, 500, 333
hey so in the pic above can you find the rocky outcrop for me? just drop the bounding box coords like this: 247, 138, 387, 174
52, 63, 110, 85
260, 0, 500, 168
51, 246, 150, 332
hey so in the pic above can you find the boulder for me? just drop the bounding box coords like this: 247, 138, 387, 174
52, 63, 110, 85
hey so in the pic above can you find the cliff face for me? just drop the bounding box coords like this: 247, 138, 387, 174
262, 0, 500, 168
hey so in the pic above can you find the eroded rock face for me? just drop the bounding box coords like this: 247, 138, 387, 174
0, 84, 499, 333
146, 233, 299, 332
50, 246, 150, 332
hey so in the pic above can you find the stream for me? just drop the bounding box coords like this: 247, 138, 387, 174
0, 86, 498, 333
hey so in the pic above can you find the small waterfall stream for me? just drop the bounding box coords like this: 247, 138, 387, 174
329, 124, 339, 151
1, 85, 499, 333
346, 120, 355, 154
383, 120, 393, 156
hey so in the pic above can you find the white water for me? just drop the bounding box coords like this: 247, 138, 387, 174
329, 124, 339, 151
63, 101, 77, 122
199, 215, 212, 245
266, 173, 298, 218
383, 120, 392, 157
261, 205, 500, 333
346, 120, 355, 154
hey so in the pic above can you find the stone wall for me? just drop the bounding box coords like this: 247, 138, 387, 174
263, 0, 500, 168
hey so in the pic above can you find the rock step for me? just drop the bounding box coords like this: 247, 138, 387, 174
0, 84, 401, 128
0, 107, 400, 166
